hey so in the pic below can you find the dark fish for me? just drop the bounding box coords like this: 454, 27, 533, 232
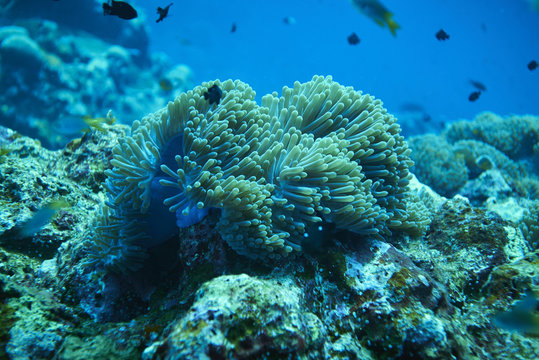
231, 22, 237, 33
102, 1, 138, 20
159, 78, 173, 92
204, 85, 222, 105
283, 16, 296, 25
468, 91, 481, 102
528, 60, 538, 71
476, 155, 494, 171
156, 3, 173, 23
470, 80, 487, 92
347, 32, 360, 45
435, 29, 449, 41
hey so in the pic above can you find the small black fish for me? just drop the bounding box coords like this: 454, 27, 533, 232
156, 3, 173, 23
347, 32, 360, 45
528, 60, 538, 71
468, 91, 481, 102
470, 80, 487, 92
159, 78, 173, 92
231, 22, 237, 33
283, 16, 296, 25
435, 29, 449, 41
102, 1, 138, 20
204, 85, 222, 105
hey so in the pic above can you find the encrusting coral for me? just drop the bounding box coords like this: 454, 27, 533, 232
85, 76, 429, 273
409, 112, 539, 199
443, 112, 539, 161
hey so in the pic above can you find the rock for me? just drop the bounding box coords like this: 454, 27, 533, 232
143, 274, 325, 359
460, 169, 512, 205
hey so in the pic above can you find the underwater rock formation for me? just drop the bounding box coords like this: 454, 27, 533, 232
143, 274, 324, 359
408, 111, 539, 253
85, 76, 430, 273
1, 119, 539, 359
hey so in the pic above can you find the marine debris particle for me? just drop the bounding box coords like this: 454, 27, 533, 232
468, 91, 481, 102
203, 85, 223, 105
435, 29, 450, 41
156, 3, 173, 23
528, 60, 538, 71
102, 0, 138, 20
470, 80, 487, 92
350, 0, 400, 36
231, 22, 237, 33
347, 32, 360, 45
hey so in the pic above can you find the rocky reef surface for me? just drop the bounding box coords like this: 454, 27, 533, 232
1, 109, 538, 359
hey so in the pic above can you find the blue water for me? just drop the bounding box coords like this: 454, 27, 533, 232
138, 0, 539, 123
0, 0, 537, 140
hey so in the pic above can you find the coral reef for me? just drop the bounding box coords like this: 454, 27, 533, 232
86, 76, 430, 273
409, 112, 539, 201
1, 120, 538, 359
407, 134, 468, 197
0, 18, 193, 149
444, 112, 539, 163
0, 0, 149, 62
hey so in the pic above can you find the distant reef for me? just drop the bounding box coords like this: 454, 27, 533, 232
408, 112, 539, 202
1, 90, 538, 358
0, 1, 193, 149
0, 0, 149, 61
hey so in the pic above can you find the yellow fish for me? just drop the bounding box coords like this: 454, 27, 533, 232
350, 0, 400, 36
82, 111, 116, 133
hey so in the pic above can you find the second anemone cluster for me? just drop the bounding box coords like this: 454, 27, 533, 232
85, 75, 429, 273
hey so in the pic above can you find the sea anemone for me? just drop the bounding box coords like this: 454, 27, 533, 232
85, 76, 429, 273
